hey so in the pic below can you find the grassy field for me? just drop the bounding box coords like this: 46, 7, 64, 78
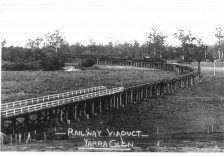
1, 62, 224, 152
187, 61, 224, 68
182, 61, 224, 81
1, 78, 224, 152
1, 66, 177, 103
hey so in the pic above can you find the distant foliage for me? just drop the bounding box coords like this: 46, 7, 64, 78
40, 54, 65, 71
177, 58, 184, 63
2, 61, 41, 71
146, 26, 167, 59
2, 27, 222, 71
81, 59, 95, 68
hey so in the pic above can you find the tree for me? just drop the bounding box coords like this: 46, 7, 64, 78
214, 27, 224, 61
183, 43, 195, 63
174, 29, 196, 61
87, 38, 97, 54
132, 40, 141, 58
192, 38, 208, 81
44, 30, 67, 53
70, 42, 86, 55
1, 38, 6, 47
147, 26, 167, 59
26, 37, 43, 50
163, 46, 177, 60
107, 42, 114, 55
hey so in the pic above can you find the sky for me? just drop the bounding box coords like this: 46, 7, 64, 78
1, 0, 224, 47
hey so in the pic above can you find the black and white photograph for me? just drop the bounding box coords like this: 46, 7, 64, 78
0, 0, 224, 152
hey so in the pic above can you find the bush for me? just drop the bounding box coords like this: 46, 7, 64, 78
2, 62, 41, 71
177, 58, 184, 63
39, 55, 65, 71
206, 53, 214, 62
40, 57, 57, 71
2, 56, 65, 71
81, 59, 95, 68
150, 57, 166, 63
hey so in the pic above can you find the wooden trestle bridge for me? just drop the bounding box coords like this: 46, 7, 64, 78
1, 58, 199, 137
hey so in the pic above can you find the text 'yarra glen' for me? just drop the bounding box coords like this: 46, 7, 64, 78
67, 128, 149, 148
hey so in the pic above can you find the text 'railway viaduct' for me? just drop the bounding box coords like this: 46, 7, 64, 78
1, 57, 200, 136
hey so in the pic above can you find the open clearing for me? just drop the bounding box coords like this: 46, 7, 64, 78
1, 66, 177, 103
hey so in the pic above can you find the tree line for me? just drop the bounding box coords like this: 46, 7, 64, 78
1, 26, 224, 71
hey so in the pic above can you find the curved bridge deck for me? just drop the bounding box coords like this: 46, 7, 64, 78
1, 58, 199, 136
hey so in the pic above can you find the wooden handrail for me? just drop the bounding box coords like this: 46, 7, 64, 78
1, 86, 107, 110
1, 87, 124, 118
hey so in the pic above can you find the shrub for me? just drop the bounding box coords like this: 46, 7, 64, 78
81, 59, 95, 68
40, 57, 57, 71
206, 53, 214, 62
2, 57, 65, 71
2, 62, 41, 71
177, 58, 184, 63
39, 55, 65, 71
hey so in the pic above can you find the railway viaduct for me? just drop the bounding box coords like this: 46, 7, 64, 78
1, 57, 199, 139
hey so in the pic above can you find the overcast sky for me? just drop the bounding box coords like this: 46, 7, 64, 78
1, 0, 224, 47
